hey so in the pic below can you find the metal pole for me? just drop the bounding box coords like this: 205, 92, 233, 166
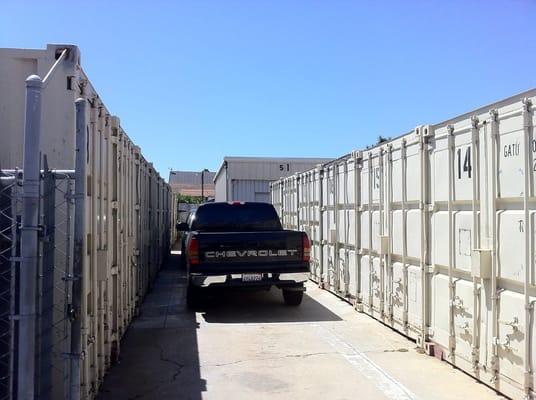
201, 170, 205, 200
70, 98, 87, 400
40, 164, 56, 400
18, 74, 42, 400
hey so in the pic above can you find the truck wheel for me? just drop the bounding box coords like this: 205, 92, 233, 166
186, 284, 201, 309
282, 289, 303, 306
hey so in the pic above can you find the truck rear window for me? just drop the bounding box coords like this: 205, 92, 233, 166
191, 202, 282, 232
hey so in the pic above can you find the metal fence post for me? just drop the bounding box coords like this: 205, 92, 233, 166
18, 74, 43, 399
39, 164, 55, 400
70, 98, 86, 400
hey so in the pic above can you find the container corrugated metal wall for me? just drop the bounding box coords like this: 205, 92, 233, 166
271, 88, 536, 400
80, 99, 171, 400
0, 44, 171, 399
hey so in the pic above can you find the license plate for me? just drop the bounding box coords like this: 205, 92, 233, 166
242, 273, 263, 282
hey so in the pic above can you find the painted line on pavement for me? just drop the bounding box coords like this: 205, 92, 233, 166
315, 324, 418, 400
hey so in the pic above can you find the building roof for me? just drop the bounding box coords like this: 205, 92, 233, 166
220, 156, 334, 163
169, 170, 216, 196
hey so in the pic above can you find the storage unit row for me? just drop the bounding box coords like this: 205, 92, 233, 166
80, 104, 171, 398
0, 44, 172, 399
271, 88, 536, 400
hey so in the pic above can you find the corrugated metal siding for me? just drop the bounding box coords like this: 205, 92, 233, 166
231, 179, 271, 202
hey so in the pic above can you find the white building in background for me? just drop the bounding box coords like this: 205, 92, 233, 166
214, 156, 333, 202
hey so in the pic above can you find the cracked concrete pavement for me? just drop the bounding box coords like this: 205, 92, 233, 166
97, 252, 506, 400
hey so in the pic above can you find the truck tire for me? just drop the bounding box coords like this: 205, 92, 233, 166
186, 284, 201, 309
282, 289, 303, 306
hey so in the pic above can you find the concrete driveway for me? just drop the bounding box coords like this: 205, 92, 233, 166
97, 252, 505, 400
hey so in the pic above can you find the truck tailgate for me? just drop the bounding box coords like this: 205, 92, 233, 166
196, 231, 305, 269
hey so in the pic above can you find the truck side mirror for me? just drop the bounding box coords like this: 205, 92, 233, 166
176, 222, 189, 231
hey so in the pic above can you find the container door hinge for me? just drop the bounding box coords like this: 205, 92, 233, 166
448, 335, 457, 351
66, 304, 78, 321
37, 224, 49, 242
523, 371, 532, 392
401, 310, 408, 322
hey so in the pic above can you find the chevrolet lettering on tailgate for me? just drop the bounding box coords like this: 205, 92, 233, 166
205, 249, 298, 258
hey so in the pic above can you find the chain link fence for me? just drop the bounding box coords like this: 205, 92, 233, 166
0, 168, 76, 400
0, 171, 21, 400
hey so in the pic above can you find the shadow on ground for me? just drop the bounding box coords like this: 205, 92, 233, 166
97, 252, 205, 400
199, 287, 342, 324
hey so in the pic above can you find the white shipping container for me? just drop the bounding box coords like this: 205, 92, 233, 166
271, 88, 536, 400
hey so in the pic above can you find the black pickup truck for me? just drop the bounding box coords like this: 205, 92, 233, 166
177, 202, 310, 308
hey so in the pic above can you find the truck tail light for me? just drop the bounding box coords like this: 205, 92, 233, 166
302, 233, 311, 262
188, 236, 200, 265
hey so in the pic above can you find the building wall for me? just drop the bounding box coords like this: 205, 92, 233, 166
214, 167, 227, 201
226, 158, 332, 181
231, 179, 271, 202
214, 157, 333, 202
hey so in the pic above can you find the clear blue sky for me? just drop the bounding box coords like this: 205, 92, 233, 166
2, 1, 535, 177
